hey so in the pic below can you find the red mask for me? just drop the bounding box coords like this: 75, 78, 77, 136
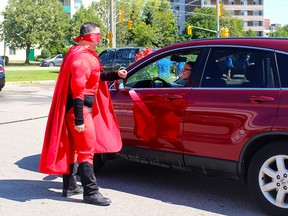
73, 33, 101, 43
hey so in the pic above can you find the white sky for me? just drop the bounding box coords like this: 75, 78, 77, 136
264, 0, 288, 26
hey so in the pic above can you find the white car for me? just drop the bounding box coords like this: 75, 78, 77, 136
39, 54, 63, 67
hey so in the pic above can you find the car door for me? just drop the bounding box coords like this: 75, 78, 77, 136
182, 47, 280, 174
110, 49, 202, 166
54, 54, 63, 66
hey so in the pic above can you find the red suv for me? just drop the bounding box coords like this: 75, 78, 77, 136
101, 38, 288, 215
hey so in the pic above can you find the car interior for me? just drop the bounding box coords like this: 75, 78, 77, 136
118, 47, 276, 90
124, 50, 200, 89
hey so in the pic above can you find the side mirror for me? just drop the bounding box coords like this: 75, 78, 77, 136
114, 79, 125, 91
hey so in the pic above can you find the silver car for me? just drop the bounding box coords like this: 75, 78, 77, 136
39, 54, 63, 67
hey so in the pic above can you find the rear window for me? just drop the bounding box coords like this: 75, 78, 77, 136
276, 53, 288, 88
115, 49, 139, 60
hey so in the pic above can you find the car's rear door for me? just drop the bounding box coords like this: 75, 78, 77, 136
182, 47, 280, 174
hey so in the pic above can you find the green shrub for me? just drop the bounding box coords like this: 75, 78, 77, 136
41, 49, 51, 59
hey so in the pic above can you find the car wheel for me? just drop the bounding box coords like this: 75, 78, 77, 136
248, 142, 288, 216
93, 154, 105, 174
48, 62, 55, 67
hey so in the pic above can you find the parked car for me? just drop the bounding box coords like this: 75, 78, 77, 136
96, 38, 288, 216
98, 47, 153, 72
0, 60, 5, 92
39, 54, 63, 67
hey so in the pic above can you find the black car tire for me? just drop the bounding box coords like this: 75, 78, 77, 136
248, 141, 288, 216
48, 62, 55, 67
0, 77, 5, 92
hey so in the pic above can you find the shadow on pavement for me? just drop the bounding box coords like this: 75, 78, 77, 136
0, 179, 82, 204
12, 154, 267, 215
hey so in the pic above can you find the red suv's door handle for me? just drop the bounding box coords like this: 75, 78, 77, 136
248, 95, 274, 103
167, 95, 183, 100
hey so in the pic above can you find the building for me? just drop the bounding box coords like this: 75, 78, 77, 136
170, 0, 187, 34
171, 0, 265, 36
264, 19, 281, 37
60, 0, 99, 18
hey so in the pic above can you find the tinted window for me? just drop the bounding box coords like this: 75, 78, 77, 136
115, 49, 139, 61
99, 50, 109, 64
276, 53, 288, 87
201, 48, 276, 88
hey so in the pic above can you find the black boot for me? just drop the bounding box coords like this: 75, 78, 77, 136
62, 162, 83, 197
78, 162, 111, 206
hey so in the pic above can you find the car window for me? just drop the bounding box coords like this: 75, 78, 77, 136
201, 48, 276, 88
276, 53, 288, 87
116, 49, 139, 61
99, 50, 109, 64
107, 51, 115, 62
126, 49, 200, 88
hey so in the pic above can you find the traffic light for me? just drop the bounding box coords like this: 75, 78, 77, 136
128, 19, 132, 29
220, 27, 229, 37
218, 1, 223, 18
119, 10, 124, 23
107, 31, 113, 47
187, 25, 192, 35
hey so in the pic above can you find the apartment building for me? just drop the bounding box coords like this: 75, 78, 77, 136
171, 0, 265, 36
264, 19, 281, 37
60, 0, 99, 18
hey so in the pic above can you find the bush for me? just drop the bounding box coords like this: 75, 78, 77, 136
61, 47, 70, 59
41, 49, 51, 59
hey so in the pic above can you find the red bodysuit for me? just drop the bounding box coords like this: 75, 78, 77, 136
39, 45, 122, 174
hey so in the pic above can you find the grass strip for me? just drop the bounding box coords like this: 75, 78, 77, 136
5, 70, 59, 82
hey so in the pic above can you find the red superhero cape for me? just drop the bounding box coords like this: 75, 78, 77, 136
39, 45, 122, 174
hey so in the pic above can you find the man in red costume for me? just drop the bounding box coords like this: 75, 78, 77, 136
39, 22, 127, 206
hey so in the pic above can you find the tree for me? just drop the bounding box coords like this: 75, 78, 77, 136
184, 7, 245, 39
151, 1, 179, 47
129, 0, 178, 48
244, 29, 257, 37
69, 5, 105, 48
116, 0, 147, 46
0, 0, 69, 64
271, 25, 288, 37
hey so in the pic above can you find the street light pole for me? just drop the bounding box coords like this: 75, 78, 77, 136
110, 0, 116, 48
216, 0, 220, 38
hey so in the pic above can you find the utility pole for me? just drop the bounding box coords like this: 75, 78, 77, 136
110, 0, 116, 48
216, 0, 220, 38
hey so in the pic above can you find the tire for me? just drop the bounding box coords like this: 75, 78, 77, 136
48, 62, 55, 67
93, 154, 105, 174
248, 142, 288, 216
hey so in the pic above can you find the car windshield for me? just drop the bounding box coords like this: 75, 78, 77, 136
49, 54, 58, 59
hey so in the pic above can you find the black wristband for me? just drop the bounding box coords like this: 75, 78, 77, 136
73, 98, 84, 125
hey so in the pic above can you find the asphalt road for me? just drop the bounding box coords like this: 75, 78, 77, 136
0, 82, 269, 216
